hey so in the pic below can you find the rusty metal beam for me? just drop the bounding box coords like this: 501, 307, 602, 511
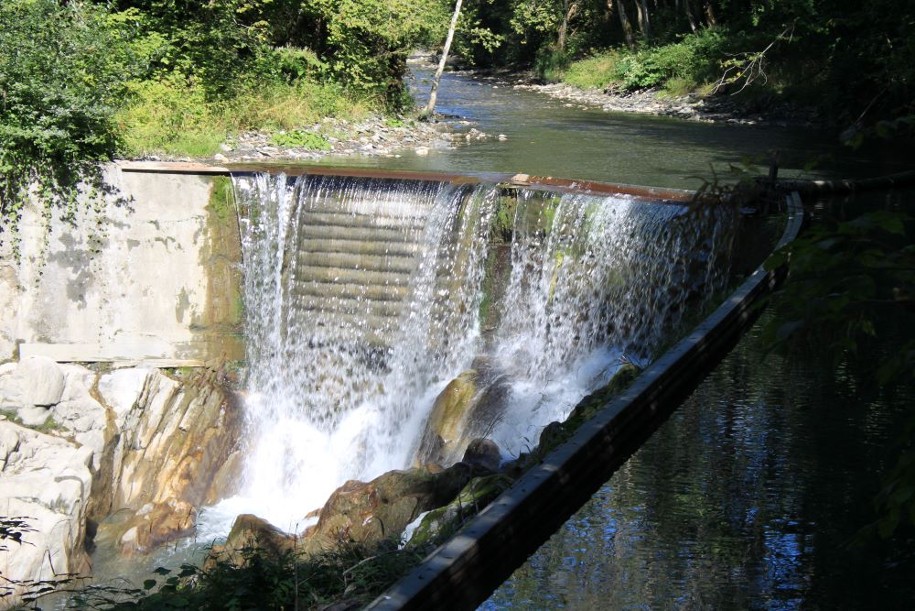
368, 193, 804, 610
117, 161, 695, 204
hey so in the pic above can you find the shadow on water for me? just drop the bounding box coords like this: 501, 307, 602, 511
483, 310, 915, 609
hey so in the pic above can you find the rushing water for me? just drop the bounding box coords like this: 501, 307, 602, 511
204, 173, 737, 535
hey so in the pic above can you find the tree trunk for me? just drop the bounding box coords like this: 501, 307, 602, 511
682, 0, 698, 32
608, 0, 637, 49
422, 0, 463, 119
703, 0, 717, 26
558, 1, 579, 53
635, 0, 651, 40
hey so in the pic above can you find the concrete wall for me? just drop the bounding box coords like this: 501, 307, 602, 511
0, 163, 243, 366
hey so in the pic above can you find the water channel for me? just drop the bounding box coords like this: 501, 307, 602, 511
315, 67, 914, 608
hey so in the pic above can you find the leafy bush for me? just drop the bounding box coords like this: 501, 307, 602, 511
0, 0, 138, 244
560, 28, 732, 93
269, 130, 332, 150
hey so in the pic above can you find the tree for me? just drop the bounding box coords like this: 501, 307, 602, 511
0, 0, 138, 247
424, 0, 464, 118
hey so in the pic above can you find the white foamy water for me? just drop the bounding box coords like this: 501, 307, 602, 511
203, 174, 735, 535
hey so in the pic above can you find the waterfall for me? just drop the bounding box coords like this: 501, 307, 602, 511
201, 173, 735, 534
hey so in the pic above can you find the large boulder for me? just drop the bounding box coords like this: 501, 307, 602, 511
415, 359, 511, 468
94, 368, 244, 554
305, 463, 475, 553
0, 421, 93, 609
0, 357, 68, 426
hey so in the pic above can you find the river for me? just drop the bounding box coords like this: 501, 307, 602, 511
317, 66, 914, 608
316, 65, 909, 188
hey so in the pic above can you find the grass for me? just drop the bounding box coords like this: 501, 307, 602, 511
556, 28, 734, 97
116, 75, 377, 158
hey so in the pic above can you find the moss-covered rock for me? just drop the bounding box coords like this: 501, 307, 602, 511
504, 362, 642, 476
406, 473, 514, 548
415, 360, 511, 468
302, 462, 475, 555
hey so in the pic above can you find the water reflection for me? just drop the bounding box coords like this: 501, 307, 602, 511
484, 318, 915, 608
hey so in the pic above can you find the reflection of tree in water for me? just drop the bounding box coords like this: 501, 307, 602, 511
486, 313, 915, 609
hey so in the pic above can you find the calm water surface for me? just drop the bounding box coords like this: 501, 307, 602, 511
483, 317, 915, 609
313, 66, 908, 188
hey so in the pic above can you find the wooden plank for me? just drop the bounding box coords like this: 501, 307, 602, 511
368, 193, 804, 610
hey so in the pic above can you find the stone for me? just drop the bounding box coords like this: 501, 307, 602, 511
95, 368, 244, 552
461, 438, 502, 473
305, 463, 474, 551
16, 405, 51, 427
97, 367, 152, 423
0, 421, 93, 606
17, 356, 66, 407
217, 514, 297, 563
0, 363, 22, 409
406, 474, 513, 548
416, 370, 479, 466
415, 361, 511, 468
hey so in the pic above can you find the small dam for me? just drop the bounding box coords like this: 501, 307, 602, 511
221, 169, 743, 532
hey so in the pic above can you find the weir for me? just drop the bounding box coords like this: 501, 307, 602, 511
214, 169, 741, 536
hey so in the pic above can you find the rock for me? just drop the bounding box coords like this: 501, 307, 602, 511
16, 405, 51, 427
415, 360, 511, 468
52, 365, 109, 472
406, 474, 513, 548
0, 363, 22, 409
210, 463, 476, 568
94, 368, 244, 553
461, 438, 502, 472
416, 370, 478, 465
0, 421, 93, 606
303, 463, 475, 554
0, 357, 65, 411
17, 356, 66, 407
414, 146, 430, 156
215, 514, 297, 565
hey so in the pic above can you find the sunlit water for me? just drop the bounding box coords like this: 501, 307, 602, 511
309, 64, 909, 187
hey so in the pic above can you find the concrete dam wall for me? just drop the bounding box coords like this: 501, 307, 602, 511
0, 163, 243, 366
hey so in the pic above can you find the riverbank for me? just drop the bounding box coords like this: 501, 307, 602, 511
148, 59, 823, 167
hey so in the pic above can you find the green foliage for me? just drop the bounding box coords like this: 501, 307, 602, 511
561, 28, 731, 92
0, 0, 138, 247
65, 540, 427, 610
269, 130, 332, 151
116, 75, 369, 157
451, 5, 507, 67
304, 0, 447, 108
